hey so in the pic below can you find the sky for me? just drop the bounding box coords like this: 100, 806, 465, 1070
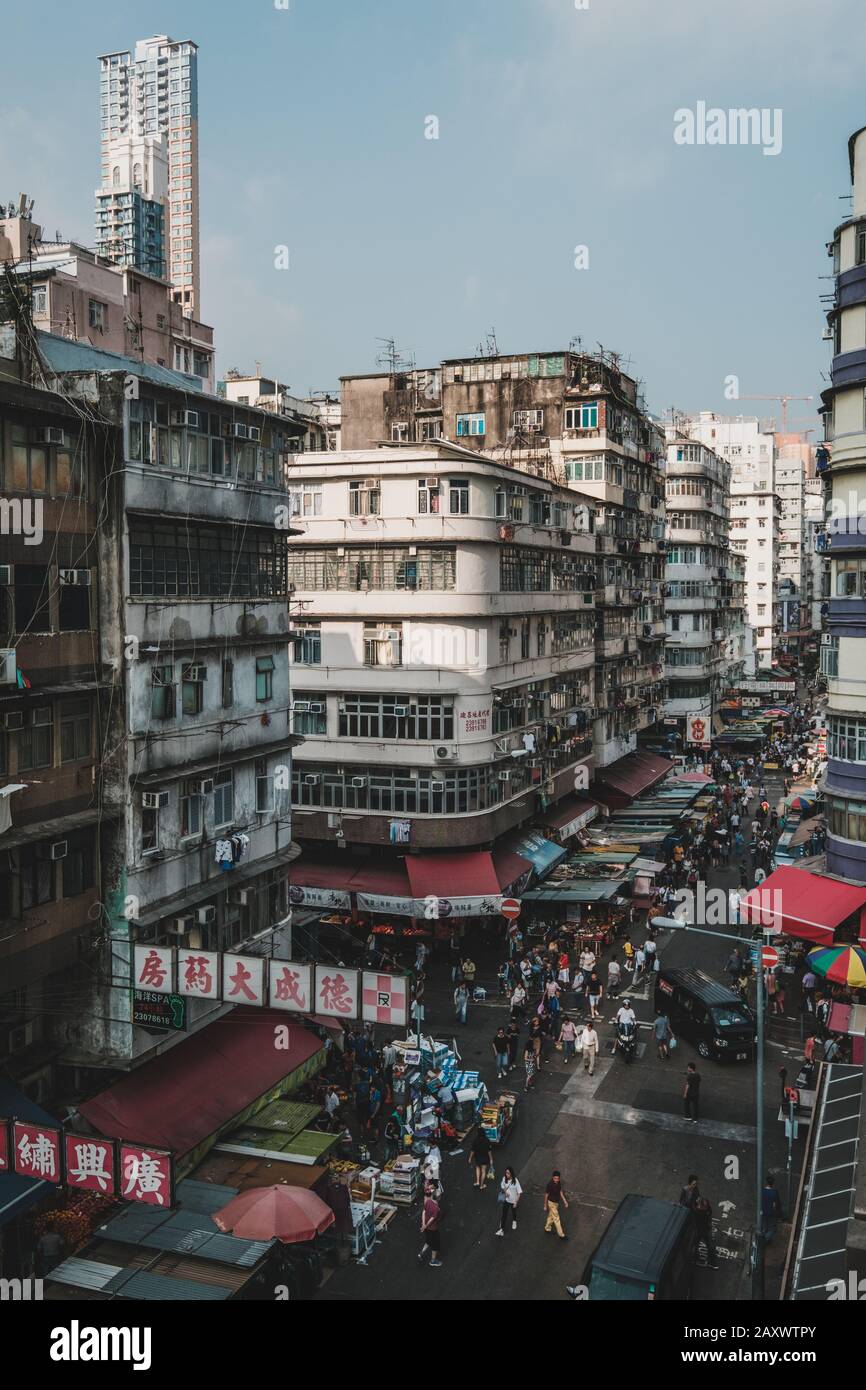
2, 0, 865, 428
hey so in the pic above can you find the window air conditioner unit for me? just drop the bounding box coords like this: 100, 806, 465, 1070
50, 841, 68, 860
338, 702, 347, 713
171, 915, 195, 934
197, 905, 217, 925
196, 778, 214, 795
424, 476, 439, 488
142, 791, 169, 809
171, 409, 199, 427
248, 426, 261, 443
32, 426, 67, 446
58, 569, 91, 586
182, 664, 208, 681
229, 889, 252, 907
433, 745, 457, 762
350, 776, 368, 788
393, 705, 408, 717
8, 1022, 35, 1052
293, 701, 311, 713
234, 423, 249, 439
0, 566, 12, 585
308, 701, 324, 714
0, 650, 16, 686
304, 773, 321, 785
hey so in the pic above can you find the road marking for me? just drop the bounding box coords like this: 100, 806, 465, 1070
559, 1095, 756, 1142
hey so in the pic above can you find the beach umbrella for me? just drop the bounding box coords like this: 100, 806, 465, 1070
806, 945, 866, 988
786, 793, 816, 811
213, 1185, 335, 1244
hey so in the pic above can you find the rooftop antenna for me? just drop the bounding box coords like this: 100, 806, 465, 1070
376, 336, 413, 374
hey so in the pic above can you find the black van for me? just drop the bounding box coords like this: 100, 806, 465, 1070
654, 967, 755, 1062
579, 1195, 696, 1300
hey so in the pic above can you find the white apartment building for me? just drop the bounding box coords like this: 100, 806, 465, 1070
662, 429, 747, 727
98, 34, 200, 315
804, 477, 827, 634
286, 444, 596, 856
688, 412, 780, 669
775, 434, 816, 662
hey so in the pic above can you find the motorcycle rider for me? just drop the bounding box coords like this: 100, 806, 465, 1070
615, 1000, 637, 1060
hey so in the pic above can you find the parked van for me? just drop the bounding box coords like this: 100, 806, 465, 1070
654, 967, 755, 1062
579, 1195, 696, 1300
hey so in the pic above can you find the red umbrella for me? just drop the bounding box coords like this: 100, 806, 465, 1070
213, 1185, 335, 1244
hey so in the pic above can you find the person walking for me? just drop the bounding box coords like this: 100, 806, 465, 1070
607, 955, 622, 999
469, 1127, 493, 1190
418, 1182, 443, 1267
683, 1063, 701, 1122
587, 970, 604, 1020
506, 1019, 520, 1072
492, 1026, 510, 1080
510, 981, 527, 1021
495, 1167, 522, 1236
581, 1020, 599, 1075
572, 968, 587, 1017
454, 980, 470, 1025
694, 1196, 719, 1269
654, 1009, 672, 1060
523, 1037, 537, 1093
543, 1170, 570, 1240
679, 1173, 700, 1210
461, 956, 477, 989
559, 1015, 578, 1064
760, 1174, 783, 1244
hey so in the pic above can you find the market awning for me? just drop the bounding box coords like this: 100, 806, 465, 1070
740, 866, 866, 946
523, 881, 622, 904
404, 851, 500, 899
492, 843, 534, 891
348, 860, 412, 896
78, 1012, 324, 1159
592, 750, 674, 803
288, 862, 355, 890
505, 830, 567, 877
540, 795, 600, 838
0, 1082, 60, 1227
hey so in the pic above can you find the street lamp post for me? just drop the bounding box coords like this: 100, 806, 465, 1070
651, 915, 766, 1298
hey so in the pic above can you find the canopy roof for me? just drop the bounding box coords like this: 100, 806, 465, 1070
740, 866, 866, 946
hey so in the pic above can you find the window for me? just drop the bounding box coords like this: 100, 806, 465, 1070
417, 481, 441, 513
59, 581, 90, 631
536, 621, 547, 657
338, 693, 454, 742
213, 770, 234, 827
181, 662, 205, 715
564, 403, 599, 431
129, 522, 290, 599
256, 655, 275, 701
836, 558, 866, 597
857, 223, 866, 267
520, 619, 531, 659
449, 479, 469, 515
390, 423, 409, 442
141, 807, 160, 854
293, 697, 327, 735
31, 284, 47, 317
20, 845, 55, 909
256, 758, 273, 813
287, 546, 456, 593
513, 408, 543, 430
364, 624, 403, 667
292, 623, 321, 664
828, 796, 866, 842
417, 419, 442, 441
221, 658, 234, 708
14, 564, 50, 634
151, 665, 175, 720
181, 781, 203, 837
828, 717, 866, 763
88, 300, 107, 330
349, 481, 380, 516
60, 700, 90, 762
63, 839, 94, 898
456, 413, 485, 437
18, 708, 53, 769
821, 636, 839, 679
288, 483, 322, 518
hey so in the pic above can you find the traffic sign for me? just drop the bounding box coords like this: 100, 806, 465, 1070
500, 897, 521, 920
761, 944, 779, 969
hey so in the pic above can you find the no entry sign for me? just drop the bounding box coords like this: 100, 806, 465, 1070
500, 898, 521, 920
761, 945, 779, 969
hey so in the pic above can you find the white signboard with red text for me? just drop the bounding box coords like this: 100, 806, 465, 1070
455, 701, 493, 743
222, 953, 266, 1007
177, 948, 220, 999
686, 713, 709, 745
133, 945, 175, 994
314, 965, 359, 1019
269, 960, 313, 1013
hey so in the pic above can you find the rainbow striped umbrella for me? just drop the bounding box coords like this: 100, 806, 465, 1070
786, 793, 816, 811
807, 945, 866, 988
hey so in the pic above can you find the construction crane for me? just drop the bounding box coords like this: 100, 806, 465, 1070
738, 393, 814, 431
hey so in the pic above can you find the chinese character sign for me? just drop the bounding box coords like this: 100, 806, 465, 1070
315, 965, 359, 1019
13, 1122, 62, 1184
119, 1144, 173, 1207
133, 944, 174, 994
269, 960, 312, 1013
362, 972, 407, 1026
222, 953, 266, 1006
177, 949, 220, 999
64, 1134, 116, 1195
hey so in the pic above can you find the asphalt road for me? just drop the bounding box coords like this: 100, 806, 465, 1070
316, 769, 805, 1302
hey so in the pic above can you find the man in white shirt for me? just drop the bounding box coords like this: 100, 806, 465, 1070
634, 946, 646, 980
581, 1023, 599, 1075
615, 1001, 636, 1029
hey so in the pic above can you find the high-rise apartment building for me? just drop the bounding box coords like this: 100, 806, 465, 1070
97, 35, 200, 316
819, 123, 866, 880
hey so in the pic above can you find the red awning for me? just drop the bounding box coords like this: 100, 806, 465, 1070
405, 851, 500, 899
540, 796, 600, 834
593, 750, 674, 802
348, 860, 412, 895
288, 862, 355, 890
492, 843, 534, 890
740, 866, 866, 946
78, 1013, 323, 1157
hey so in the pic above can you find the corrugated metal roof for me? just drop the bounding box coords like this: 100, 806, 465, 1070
48, 1257, 122, 1291
37, 330, 202, 391
98, 1202, 271, 1266
176, 1179, 239, 1214
790, 1063, 861, 1300
104, 1270, 233, 1301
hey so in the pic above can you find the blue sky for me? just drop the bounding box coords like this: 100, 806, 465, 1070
3, 0, 865, 426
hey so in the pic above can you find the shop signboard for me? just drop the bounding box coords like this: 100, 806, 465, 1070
177, 948, 220, 999
686, 714, 709, 744
416, 895, 502, 919
119, 1144, 174, 1208
557, 805, 599, 839
288, 885, 351, 910
738, 679, 796, 694
222, 953, 266, 1007
268, 960, 313, 1013
12, 1121, 62, 1184
64, 1134, 117, 1195
355, 892, 415, 916
132, 990, 187, 1030
456, 701, 493, 742
362, 971, 408, 1026
315, 965, 359, 1018
133, 944, 175, 994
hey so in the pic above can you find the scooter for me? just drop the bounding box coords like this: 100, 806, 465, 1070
615, 1019, 637, 1063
